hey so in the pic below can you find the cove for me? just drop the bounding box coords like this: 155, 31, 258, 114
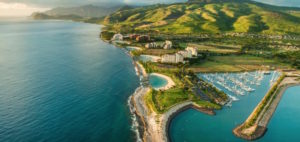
149, 74, 168, 89
0, 18, 139, 142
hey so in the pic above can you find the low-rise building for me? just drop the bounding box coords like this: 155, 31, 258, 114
161, 54, 175, 63
136, 35, 150, 42
178, 50, 192, 58
145, 42, 158, 49
161, 53, 184, 63
175, 53, 184, 63
186, 46, 198, 56
112, 34, 123, 41
163, 40, 173, 49
129, 34, 139, 40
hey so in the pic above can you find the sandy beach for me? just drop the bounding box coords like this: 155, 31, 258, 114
150, 73, 175, 91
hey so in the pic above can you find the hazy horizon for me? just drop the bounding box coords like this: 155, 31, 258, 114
0, 0, 299, 17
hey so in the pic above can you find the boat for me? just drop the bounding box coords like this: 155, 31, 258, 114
264, 71, 271, 75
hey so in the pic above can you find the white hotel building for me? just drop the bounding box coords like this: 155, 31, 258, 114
161, 53, 184, 63
161, 46, 198, 64
186, 46, 198, 56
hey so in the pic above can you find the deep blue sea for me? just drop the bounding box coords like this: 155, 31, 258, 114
170, 72, 300, 142
0, 18, 139, 142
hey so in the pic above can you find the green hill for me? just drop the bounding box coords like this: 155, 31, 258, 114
103, 0, 300, 35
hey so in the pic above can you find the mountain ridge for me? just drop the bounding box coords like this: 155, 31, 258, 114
103, 0, 300, 35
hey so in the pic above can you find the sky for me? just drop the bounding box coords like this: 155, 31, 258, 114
0, 0, 299, 17
0, 2, 48, 17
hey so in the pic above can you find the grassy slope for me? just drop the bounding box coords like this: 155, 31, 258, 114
103, 1, 300, 34
189, 55, 291, 72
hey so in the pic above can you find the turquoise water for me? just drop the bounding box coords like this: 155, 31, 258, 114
261, 86, 300, 141
0, 18, 139, 142
149, 74, 168, 89
170, 72, 300, 142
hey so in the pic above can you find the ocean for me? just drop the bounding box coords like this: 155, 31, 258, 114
0, 18, 139, 142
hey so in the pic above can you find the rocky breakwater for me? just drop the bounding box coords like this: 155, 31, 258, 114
233, 71, 300, 141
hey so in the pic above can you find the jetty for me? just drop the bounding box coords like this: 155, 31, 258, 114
233, 71, 300, 140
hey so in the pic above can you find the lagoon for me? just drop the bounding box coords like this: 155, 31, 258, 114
149, 74, 168, 89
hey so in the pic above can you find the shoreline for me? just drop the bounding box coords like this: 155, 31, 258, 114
101, 31, 300, 142
165, 103, 216, 141
129, 59, 216, 142
150, 73, 175, 91
233, 74, 300, 141
26, 18, 300, 142
106, 37, 225, 142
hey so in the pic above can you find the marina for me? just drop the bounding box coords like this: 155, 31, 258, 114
170, 71, 284, 142
199, 71, 280, 97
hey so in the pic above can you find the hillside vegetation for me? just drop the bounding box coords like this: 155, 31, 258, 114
103, 0, 300, 34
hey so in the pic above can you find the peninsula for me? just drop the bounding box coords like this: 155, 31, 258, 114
97, 0, 300, 141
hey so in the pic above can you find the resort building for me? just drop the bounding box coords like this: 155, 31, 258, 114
136, 35, 151, 42
161, 53, 184, 63
178, 50, 192, 58
186, 46, 198, 56
145, 42, 158, 49
163, 40, 173, 49
161, 54, 175, 63
112, 34, 123, 41
129, 34, 139, 40
175, 53, 184, 63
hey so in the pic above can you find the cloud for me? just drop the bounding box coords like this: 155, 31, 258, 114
0, 0, 185, 7
0, 2, 48, 17
0, 0, 124, 7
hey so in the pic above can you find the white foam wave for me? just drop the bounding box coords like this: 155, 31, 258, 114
128, 90, 143, 142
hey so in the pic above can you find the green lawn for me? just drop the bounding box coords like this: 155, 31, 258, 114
141, 49, 179, 56
192, 43, 241, 54
145, 88, 221, 114
141, 62, 223, 114
189, 55, 291, 72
